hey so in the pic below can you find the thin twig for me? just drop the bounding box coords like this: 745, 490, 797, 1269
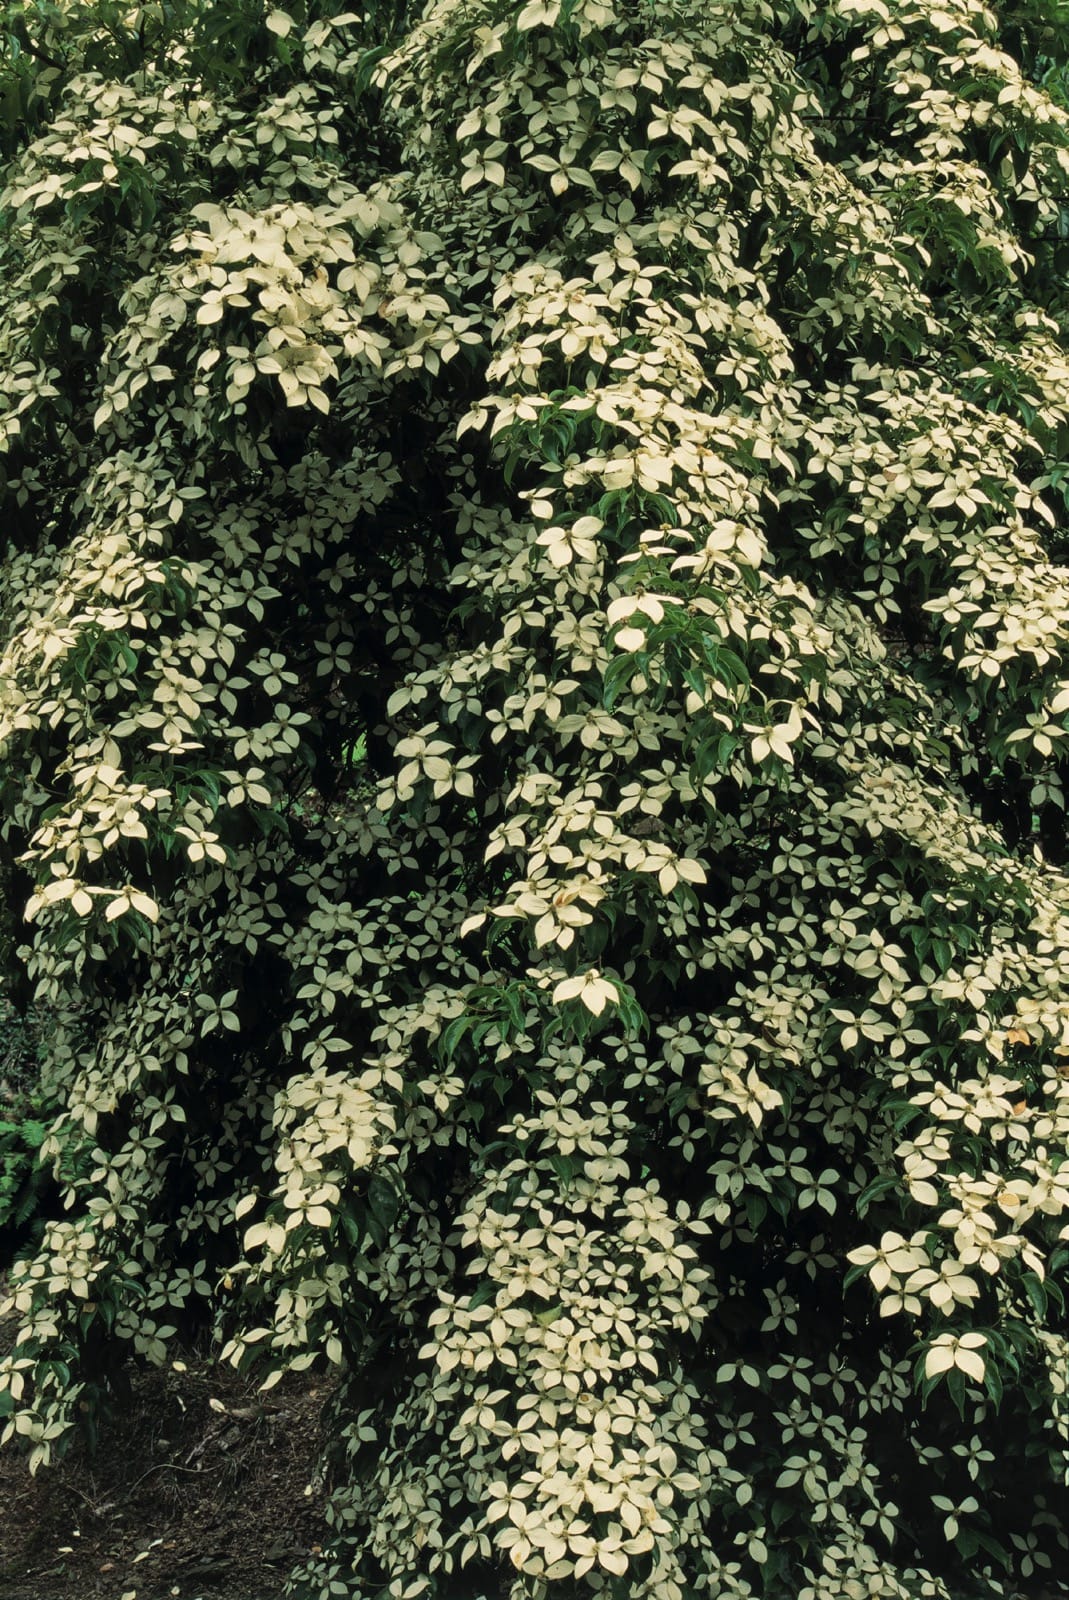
125, 1459, 216, 1493
68, 1455, 218, 1517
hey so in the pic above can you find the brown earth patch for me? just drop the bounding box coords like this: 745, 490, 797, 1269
0, 1346, 333, 1600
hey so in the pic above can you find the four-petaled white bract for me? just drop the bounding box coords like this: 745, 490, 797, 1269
552, 970, 618, 1015
924, 1331, 988, 1385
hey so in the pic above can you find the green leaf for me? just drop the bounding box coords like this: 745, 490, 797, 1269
367, 1176, 401, 1230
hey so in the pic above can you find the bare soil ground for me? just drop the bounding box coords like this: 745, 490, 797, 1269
0, 1349, 333, 1600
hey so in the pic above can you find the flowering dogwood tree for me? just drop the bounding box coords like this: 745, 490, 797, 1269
1, 1, 1068, 1598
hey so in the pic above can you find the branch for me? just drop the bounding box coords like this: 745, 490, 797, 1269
9, 32, 66, 73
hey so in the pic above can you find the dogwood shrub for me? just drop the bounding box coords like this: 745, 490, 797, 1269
0, 1, 1068, 1597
